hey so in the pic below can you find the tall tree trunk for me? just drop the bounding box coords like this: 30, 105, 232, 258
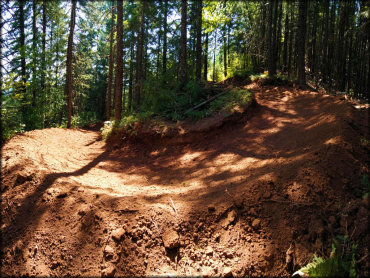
282, 2, 289, 73
179, 0, 187, 88
287, 2, 294, 77
114, 0, 123, 121
66, 0, 76, 128
276, 0, 282, 70
32, 0, 37, 106
297, 0, 307, 86
267, 0, 275, 76
41, 1, 46, 92
162, 0, 168, 75
204, 32, 208, 81
128, 40, 134, 112
213, 28, 217, 82
106, 1, 115, 120
223, 27, 227, 78
260, 1, 266, 70
135, 0, 145, 110
195, 0, 202, 83
19, 1, 26, 94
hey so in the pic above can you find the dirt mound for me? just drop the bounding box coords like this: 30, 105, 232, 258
1, 82, 369, 277
221, 75, 252, 87
108, 93, 257, 146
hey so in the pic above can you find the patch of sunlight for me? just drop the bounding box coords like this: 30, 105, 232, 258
213, 153, 240, 166
179, 152, 203, 164
324, 136, 341, 145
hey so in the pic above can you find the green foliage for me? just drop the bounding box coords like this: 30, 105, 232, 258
299, 236, 357, 277
210, 89, 252, 112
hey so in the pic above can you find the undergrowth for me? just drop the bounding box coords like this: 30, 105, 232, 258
297, 234, 358, 277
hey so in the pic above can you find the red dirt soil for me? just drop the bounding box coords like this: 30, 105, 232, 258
1, 82, 369, 277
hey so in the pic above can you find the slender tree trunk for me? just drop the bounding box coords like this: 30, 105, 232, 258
66, 0, 76, 128
282, 2, 289, 73
135, 0, 145, 110
128, 40, 134, 112
162, 0, 168, 75
213, 28, 217, 82
297, 0, 307, 86
267, 0, 275, 76
19, 1, 26, 94
106, 1, 115, 120
32, 0, 37, 106
179, 0, 187, 88
41, 1, 46, 92
276, 0, 282, 71
195, 0, 202, 83
204, 32, 208, 81
260, 1, 266, 70
114, 0, 123, 121
223, 27, 227, 78
287, 3, 294, 77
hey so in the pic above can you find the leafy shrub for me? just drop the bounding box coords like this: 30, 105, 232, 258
210, 89, 251, 112
297, 236, 357, 277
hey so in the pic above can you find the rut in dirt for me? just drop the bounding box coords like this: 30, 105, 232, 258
1, 84, 369, 277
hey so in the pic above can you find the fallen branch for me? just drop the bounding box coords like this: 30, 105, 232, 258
184, 89, 230, 114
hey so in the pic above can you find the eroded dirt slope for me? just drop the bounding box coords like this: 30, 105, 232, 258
1, 83, 369, 277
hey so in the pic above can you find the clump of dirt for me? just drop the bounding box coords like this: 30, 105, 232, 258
1, 82, 369, 277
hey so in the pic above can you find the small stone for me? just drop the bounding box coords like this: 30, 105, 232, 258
205, 246, 213, 256
252, 219, 261, 229
162, 228, 179, 249
111, 228, 126, 241
222, 210, 237, 229
224, 250, 233, 258
223, 267, 233, 277
104, 245, 115, 260
246, 235, 252, 242
101, 264, 116, 277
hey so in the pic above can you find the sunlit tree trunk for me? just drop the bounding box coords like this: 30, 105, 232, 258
135, 0, 145, 110
66, 0, 76, 128
106, 1, 115, 120
114, 0, 123, 121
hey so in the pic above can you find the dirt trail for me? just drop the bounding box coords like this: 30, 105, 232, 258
1, 83, 369, 277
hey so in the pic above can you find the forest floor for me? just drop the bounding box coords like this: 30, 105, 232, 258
1, 82, 369, 277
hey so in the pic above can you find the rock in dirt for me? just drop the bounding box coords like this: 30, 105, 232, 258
205, 246, 213, 256
104, 245, 115, 260
223, 267, 233, 277
162, 228, 179, 249
111, 228, 126, 242
222, 209, 237, 229
252, 218, 261, 229
101, 264, 116, 277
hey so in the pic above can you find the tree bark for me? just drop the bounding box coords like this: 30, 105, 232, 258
297, 0, 307, 86
32, 0, 37, 106
135, 0, 145, 110
106, 1, 115, 120
66, 0, 76, 128
41, 1, 46, 92
162, 0, 168, 75
204, 32, 208, 81
195, 0, 202, 83
19, 1, 26, 94
114, 0, 123, 121
267, 0, 275, 76
179, 0, 187, 88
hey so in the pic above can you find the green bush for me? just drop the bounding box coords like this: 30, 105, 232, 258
298, 236, 357, 277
